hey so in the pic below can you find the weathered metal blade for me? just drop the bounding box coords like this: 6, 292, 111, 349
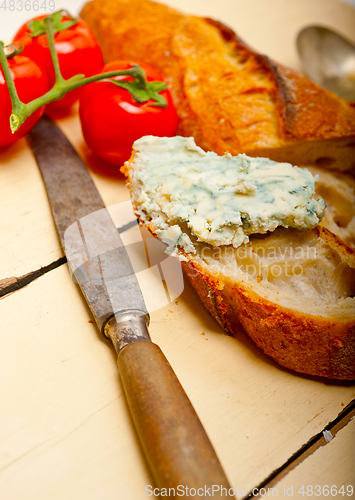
27, 118, 233, 493
28, 116, 148, 332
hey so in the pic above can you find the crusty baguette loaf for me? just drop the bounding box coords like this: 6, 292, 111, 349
122, 141, 355, 380
81, 0, 355, 173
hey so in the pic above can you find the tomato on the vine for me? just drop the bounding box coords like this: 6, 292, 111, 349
13, 15, 103, 113
79, 61, 179, 175
0, 54, 49, 148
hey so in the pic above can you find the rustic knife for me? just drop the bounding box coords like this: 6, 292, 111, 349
28, 116, 233, 496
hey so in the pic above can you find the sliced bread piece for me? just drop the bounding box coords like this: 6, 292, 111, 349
122, 137, 355, 380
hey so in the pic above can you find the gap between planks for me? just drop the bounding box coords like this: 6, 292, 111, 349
0, 256, 67, 300
1, 254, 354, 496
0, 221, 136, 301
244, 399, 355, 498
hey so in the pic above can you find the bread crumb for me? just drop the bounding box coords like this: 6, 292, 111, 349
88, 319, 93, 323
201, 332, 205, 335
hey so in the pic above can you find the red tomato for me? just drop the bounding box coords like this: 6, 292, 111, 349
79, 61, 178, 175
0, 55, 49, 148
13, 15, 103, 113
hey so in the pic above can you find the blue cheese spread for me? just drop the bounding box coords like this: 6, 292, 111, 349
128, 136, 326, 254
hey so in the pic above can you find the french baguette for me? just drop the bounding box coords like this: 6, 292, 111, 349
80, 0, 355, 173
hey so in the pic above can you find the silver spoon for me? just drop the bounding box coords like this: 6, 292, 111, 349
297, 25, 355, 102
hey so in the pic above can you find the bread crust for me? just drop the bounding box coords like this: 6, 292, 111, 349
205, 19, 355, 141
181, 230, 355, 381
81, 0, 355, 172
142, 218, 355, 380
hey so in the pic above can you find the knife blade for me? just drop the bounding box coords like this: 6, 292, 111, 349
28, 116, 234, 497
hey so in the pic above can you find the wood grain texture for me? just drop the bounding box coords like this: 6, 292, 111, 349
0, 266, 354, 499
0, 138, 62, 278
0, 110, 130, 280
0, 0, 355, 498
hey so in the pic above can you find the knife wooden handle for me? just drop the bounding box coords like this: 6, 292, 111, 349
117, 340, 234, 497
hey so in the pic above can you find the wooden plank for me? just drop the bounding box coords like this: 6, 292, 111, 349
0, 139, 63, 279
0, 112, 130, 280
272, 416, 355, 499
0, 1, 355, 498
0, 266, 354, 499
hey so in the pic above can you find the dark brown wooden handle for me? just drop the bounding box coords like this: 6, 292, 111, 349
118, 341, 234, 498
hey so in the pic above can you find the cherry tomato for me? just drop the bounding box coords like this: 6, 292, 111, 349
13, 15, 103, 113
0, 55, 49, 148
79, 61, 179, 175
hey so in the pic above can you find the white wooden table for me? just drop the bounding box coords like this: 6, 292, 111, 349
0, 1, 354, 499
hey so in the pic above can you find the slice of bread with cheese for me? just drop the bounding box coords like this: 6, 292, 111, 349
122, 137, 355, 380
81, 0, 355, 174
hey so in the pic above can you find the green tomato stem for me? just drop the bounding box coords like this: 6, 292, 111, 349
23, 68, 141, 119
43, 16, 65, 85
2, 65, 141, 133
0, 41, 27, 133
0, 10, 168, 135
5, 42, 23, 59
